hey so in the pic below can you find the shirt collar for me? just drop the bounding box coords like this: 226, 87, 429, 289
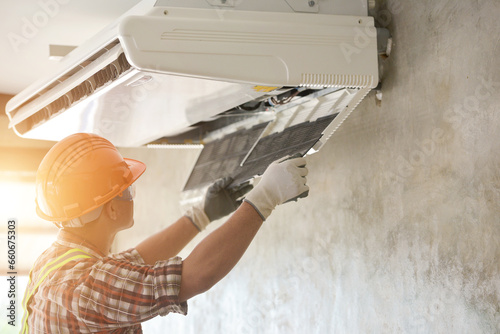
56, 229, 106, 258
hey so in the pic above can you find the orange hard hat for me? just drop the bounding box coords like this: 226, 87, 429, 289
35, 133, 146, 222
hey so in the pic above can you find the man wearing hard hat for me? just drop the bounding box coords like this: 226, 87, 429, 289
21, 132, 309, 333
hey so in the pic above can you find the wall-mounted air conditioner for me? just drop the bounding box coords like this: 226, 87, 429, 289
5, 0, 381, 190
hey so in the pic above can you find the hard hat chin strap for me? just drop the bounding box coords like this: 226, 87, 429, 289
58, 205, 104, 228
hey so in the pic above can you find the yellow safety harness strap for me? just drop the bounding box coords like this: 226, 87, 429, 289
20, 248, 94, 334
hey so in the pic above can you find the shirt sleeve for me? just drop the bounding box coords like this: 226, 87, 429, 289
74, 248, 188, 331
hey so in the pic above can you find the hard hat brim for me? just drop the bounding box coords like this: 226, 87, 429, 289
124, 158, 147, 185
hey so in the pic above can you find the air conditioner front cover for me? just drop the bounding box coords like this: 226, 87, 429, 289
5, 7, 378, 147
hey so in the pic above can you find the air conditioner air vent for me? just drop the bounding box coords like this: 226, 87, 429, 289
16, 53, 132, 135
301, 73, 374, 88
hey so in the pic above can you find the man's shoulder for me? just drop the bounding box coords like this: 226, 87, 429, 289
31, 242, 70, 272
107, 248, 145, 264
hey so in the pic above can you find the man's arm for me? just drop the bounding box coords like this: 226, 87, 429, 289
178, 201, 263, 302
178, 156, 309, 302
135, 177, 252, 265
135, 216, 199, 265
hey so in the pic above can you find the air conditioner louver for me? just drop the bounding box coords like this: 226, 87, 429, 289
16, 52, 132, 135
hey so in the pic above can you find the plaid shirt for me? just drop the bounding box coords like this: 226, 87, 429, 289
23, 230, 188, 333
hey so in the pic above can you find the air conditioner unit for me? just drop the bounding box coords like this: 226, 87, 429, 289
5, 0, 380, 191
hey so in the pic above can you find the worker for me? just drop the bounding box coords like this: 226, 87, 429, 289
21, 132, 309, 333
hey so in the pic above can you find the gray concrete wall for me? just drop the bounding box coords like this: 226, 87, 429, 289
117, 0, 500, 332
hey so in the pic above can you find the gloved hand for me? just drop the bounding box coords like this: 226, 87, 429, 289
244, 155, 309, 221
185, 177, 253, 231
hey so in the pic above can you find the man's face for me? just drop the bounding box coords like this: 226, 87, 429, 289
113, 185, 136, 230
116, 200, 134, 230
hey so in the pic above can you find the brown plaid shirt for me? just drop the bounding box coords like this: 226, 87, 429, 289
23, 230, 188, 333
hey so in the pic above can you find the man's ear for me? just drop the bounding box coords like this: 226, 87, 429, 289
103, 200, 118, 221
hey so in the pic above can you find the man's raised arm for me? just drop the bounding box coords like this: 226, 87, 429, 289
178, 156, 309, 302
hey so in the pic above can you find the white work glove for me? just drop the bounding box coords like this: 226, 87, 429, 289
244, 155, 309, 221
185, 177, 253, 231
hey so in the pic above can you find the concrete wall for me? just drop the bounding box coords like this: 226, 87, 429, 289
117, 0, 500, 332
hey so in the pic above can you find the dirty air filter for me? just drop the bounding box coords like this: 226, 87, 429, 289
232, 114, 336, 185
183, 114, 337, 191
183, 122, 269, 191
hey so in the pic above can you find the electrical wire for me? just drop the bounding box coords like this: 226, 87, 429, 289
269, 89, 301, 106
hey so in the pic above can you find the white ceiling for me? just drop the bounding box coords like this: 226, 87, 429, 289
0, 0, 142, 96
